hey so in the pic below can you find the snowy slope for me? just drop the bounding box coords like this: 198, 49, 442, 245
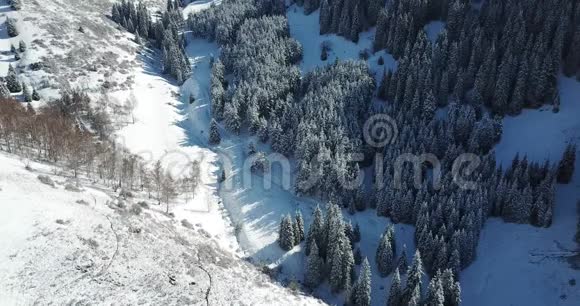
0, 151, 324, 305
460, 75, 580, 306
0, 0, 325, 304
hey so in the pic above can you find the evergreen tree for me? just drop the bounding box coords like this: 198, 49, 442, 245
425, 272, 445, 306
279, 214, 296, 251
406, 250, 424, 303
7, 18, 18, 37
0, 82, 10, 98
305, 241, 323, 288
354, 247, 362, 265
22, 83, 31, 102
32, 88, 40, 101
397, 244, 408, 273
294, 210, 305, 244
388, 268, 403, 306
353, 258, 372, 306
6, 65, 21, 93
18, 40, 26, 53
306, 205, 325, 255
376, 232, 394, 276
557, 143, 576, 184
208, 119, 221, 145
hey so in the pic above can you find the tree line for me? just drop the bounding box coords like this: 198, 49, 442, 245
0, 93, 200, 213
112, 0, 191, 83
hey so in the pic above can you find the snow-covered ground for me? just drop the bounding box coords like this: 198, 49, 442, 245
183, 0, 222, 18
461, 76, 580, 306
0, 1, 325, 304
0, 151, 324, 305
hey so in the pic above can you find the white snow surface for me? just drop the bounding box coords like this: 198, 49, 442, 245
0, 0, 324, 305
0, 152, 324, 305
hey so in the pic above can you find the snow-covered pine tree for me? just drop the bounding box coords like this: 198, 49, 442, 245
376, 232, 394, 276
278, 214, 296, 251
441, 269, 461, 306
22, 84, 31, 102
0, 82, 10, 98
294, 210, 305, 244
425, 271, 445, 306
405, 250, 424, 303
353, 258, 372, 306
306, 205, 325, 255
208, 119, 221, 145
18, 41, 26, 53
397, 244, 408, 273
388, 268, 403, 306
305, 241, 323, 288
6, 65, 21, 93
7, 18, 18, 37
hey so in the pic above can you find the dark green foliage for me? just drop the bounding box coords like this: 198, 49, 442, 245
557, 143, 577, 184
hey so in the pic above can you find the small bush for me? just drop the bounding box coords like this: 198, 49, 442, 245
181, 219, 193, 229
76, 199, 89, 205
37, 175, 55, 187
130, 204, 142, 215
288, 280, 300, 292
137, 201, 149, 209
120, 189, 133, 199
65, 184, 82, 192
29, 62, 44, 71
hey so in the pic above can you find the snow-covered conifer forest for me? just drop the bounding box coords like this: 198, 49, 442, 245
0, 0, 579, 305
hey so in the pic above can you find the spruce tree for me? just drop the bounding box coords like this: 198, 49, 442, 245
425, 272, 445, 306
0, 82, 10, 98
7, 18, 18, 37
209, 119, 221, 145
388, 268, 403, 306
376, 233, 394, 276
557, 143, 576, 184
22, 83, 31, 102
305, 241, 323, 288
406, 250, 424, 303
397, 244, 408, 273
306, 205, 325, 255
354, 247, 362, 265
294, 210, 305, 244
32, 88, 40, 101
18, 40, 26, 52
279, 214, 296, 251
353, 258, 372, 306
6, 65, 21, 93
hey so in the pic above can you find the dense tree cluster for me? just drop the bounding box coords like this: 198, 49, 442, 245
201, 0, 566, 298
112, 0, 191, 83
279, 211, 306, 250
293, 61, 375, 200
311, 0, 580, 115
188, 0, 285, 45
303, 204, 355, 298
